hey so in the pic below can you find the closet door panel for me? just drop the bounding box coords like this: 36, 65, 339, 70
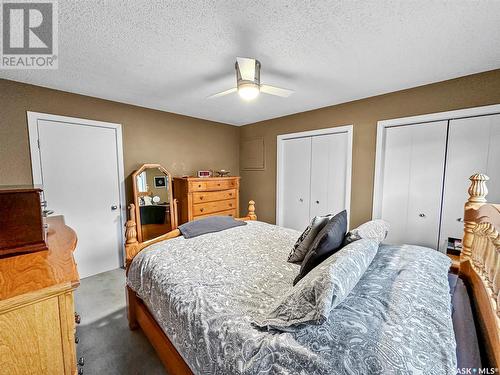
309, 133, 348, 218
439, 114, 500, 251
405, 122, 447, 249
280, 137, 312, 231
380, 126, 412, 245
485, 115, 500, 202
381, 121, 447, 248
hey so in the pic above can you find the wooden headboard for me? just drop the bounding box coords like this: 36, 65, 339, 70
124, 200, 257, 269
461, 174, 500, 367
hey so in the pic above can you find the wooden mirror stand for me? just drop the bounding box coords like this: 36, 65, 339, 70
131, 163, 178, 242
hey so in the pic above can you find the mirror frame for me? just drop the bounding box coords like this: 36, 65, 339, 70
131, 163, 178, 242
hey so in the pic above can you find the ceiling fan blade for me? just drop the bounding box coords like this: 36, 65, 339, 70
207, 87, 237, 99
260, 85, 294, 97
236, 57, 257, 81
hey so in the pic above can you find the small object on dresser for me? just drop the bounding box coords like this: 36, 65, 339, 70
198, 170, 213, 178
216, 170, 230, 177
0, 185, 48, 257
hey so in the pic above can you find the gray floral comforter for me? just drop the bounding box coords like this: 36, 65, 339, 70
127, 221, 456, 375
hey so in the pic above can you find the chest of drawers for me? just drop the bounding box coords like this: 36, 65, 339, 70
173, 177, 240, 224
0, 216, 80, 375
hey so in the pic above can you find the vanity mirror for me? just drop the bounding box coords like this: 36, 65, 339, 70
131, 164, 177, 242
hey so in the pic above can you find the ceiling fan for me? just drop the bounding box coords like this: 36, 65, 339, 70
208, 57, 294, 101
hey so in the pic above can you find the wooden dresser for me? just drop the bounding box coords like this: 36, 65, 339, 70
173, 177, 240, 224
0, 215, 80, 375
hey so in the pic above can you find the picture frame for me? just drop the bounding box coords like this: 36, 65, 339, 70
154, 176, 167, 188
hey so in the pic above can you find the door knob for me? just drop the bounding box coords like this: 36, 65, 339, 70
419, 213, 426, 218
457, 218, 464, 222
111, 205, 118, 210
315, 200, 319, 204
299, 198, 303, 202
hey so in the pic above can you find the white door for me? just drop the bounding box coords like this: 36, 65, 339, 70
309, 132, 349, 218
280, 137, 312, 231
439, 114, 500, 251
381, 121, 447, 249
35, 118, 123, 278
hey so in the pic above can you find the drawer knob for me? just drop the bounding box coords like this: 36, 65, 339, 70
75, 313, 81, 325
229, 193, 232, 196
217, 183, 221, 186
200, 208, 204, 212
78, 357, 85, 366
199, 196, 203, 200
198, 184, 202, 188
229, 203, 232, 207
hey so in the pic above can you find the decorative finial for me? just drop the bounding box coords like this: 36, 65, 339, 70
248, 200, 257, 220
125, 204, 138, 244
468, 174, 489, 203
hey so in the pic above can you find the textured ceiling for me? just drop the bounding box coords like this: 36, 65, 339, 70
2, 1, 500, 125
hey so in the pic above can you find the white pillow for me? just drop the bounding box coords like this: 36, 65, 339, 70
344, 219, 389, 245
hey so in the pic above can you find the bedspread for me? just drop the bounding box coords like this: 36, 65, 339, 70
127, 220, 456, 375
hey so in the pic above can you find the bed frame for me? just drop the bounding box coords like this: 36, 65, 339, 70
124, 200, 257, 375
461, 174, 500, 367
124, 174, 500, 374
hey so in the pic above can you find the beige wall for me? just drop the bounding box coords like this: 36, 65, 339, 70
239, 69, 500, 227
3, 70, 500, 227
0, 79, 239, 201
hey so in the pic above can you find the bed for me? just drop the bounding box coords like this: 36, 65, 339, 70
124, 176, 500, 374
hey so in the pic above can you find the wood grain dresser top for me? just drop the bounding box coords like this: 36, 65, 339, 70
0, 215, 79, 301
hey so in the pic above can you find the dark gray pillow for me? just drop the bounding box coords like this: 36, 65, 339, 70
293, 210, 347, 285
178, 216, 246, 238
288, 215, 331, 264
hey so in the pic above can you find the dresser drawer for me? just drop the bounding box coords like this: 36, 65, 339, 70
189, 179, 237, 192
192, 199, 236, 216
193, 209, 237, 220
192, 189, 237, 203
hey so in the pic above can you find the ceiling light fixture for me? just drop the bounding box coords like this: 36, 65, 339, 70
238, 82, 260, 101
208, 57, 294, 100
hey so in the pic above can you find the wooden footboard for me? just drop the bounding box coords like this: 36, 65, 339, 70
461, 174, 500, 367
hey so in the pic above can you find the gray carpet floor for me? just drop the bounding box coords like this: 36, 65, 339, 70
74, 268, 166, 375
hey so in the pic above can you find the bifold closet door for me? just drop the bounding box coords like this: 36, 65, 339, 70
381, 121, 447, 248
309, 133, 349, 218
280, 137, 312, 230
439, 114, 500, 251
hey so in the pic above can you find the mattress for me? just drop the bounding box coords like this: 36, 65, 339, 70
127, 220, 457, 374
